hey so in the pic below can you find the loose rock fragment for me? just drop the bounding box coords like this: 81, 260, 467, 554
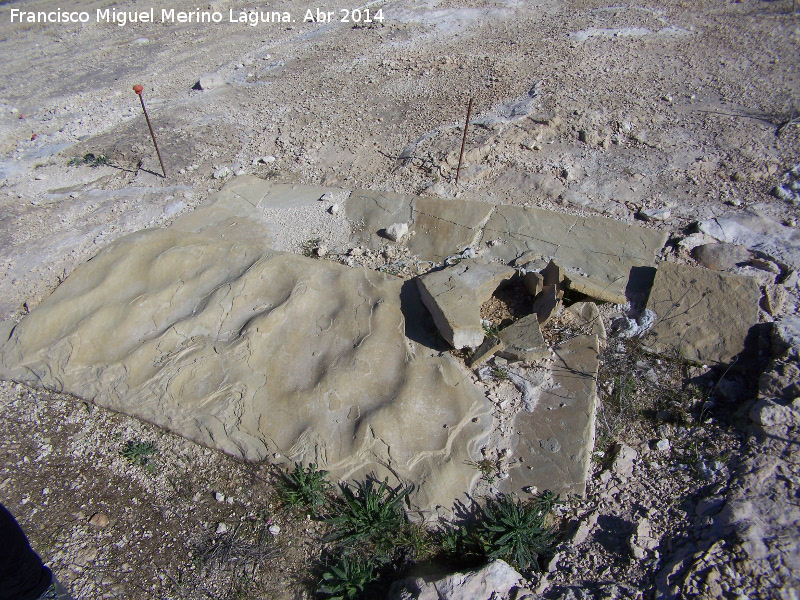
385, 222, 409, 242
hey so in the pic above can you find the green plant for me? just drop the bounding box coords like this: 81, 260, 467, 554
490, 366, 508, 380
317, 554, 378, 600
324, 477, 410, 550
482, 322, 502, 337
119, 440, 159, 470
277, 462, 332, 514
466, 458, 500, 484
68, 153, 109, 167
472, 493, 559, 572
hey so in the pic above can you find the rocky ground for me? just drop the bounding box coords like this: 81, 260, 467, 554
1, 0, 799, 598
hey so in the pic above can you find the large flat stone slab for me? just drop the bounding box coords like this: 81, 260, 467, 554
417, 259, 515, 349
483, 206, 668, 300
505, 335, 600, 497
408, 197, 495, 263
0, 196, 493, 516
643, 261, 760, 364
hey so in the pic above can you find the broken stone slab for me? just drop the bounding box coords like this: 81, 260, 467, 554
387, 559, 523, 600
0, 195, 494, 516
541, 259, 565, 288
566, 301, 607, 341
643, 261, 760, 364
417, 258, 516, 349
532, 284, 562, 325
522, 271, 544, 297
408, 197, 495, 263
504, 335, 600, 498
564, 272, 627, 305
497, 314, 550, 363
483, 205, 668, 301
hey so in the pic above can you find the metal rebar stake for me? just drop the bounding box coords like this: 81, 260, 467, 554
455, 97, 474, 185
133, 84, 167, 178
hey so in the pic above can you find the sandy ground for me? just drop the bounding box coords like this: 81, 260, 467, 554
1, 0, 799, 598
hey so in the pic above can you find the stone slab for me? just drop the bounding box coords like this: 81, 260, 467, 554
505, 335, 600, 497
0, 194, 494, 516
566, 301, 607, 341
483, 206, 668, 300
408, 197, 495, 263
497, 314, 550, 363
345, 189, 415, 247
643, 261, 760, 364
417, 259, 515, 349
532, 284, 562, 324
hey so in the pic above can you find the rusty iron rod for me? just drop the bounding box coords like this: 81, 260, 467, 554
133, 85, 167, 178
455, 97, 474, 185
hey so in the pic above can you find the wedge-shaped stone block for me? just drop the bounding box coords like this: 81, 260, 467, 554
497, 314, 550, 363
484, 206, 667, 300
505, 335, 600, 497
565, 272, 627, 305
532, 284, 562, 324
0, 199, 494, 515
567, 301, 607, 341
408, 197, 495, 262
417, 259, 515, 349
468, 336, 504, 367
643, 261, 760, 364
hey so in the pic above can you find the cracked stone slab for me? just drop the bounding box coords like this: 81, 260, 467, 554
505, 335, 600, 497
408, 197, 495, 263
0, 196, 494, 516
643, 261, 760, 364
345, 189, 415, 247
483, 206, 668, 300
417, 258, 515, 349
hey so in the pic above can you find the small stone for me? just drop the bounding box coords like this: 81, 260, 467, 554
655, 439, 670, 452
268, 524, 281, 535
749, 398, 797, 427
385, 222, 409, 242
695, 495, 726, 517
88, 513, 109, 528
764, 284, 787, 316
611, 443, 637, 477
314, 245, 327, 257
213, 166, 231, 180
328, 204, 339, 215
638, 208, 671, 222
197, 73, 225, 90
214, 491, 225, 502
216, 523, 228, 534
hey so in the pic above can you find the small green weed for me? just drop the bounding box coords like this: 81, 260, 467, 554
490, 366, 508, 380
324, 477, 411, 552
277, 462, 332, 515
119, 440, 159, 471
317, 554, 378, 600
68, 153, 109, 167
472, 492, 560, 572
466, 458, 500, 485
482, 322, 502, 337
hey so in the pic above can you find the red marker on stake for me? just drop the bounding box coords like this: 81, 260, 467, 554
133, 84, 167, 178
